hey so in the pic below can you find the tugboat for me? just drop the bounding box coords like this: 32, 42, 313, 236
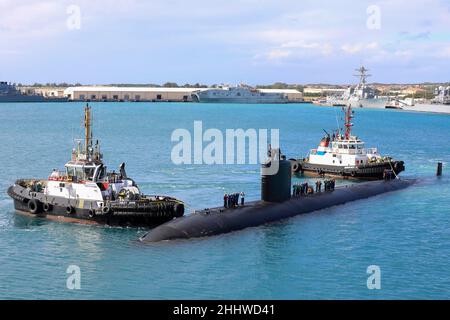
7, 105, 185, 227
290, 104, 405, 179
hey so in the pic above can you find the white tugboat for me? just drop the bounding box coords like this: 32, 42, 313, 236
290, 104, 405, 179
7, 105, 184, 226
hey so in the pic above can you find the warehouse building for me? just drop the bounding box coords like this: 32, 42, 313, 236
64, 86, 207, 102
258, 89, 303, 102
64, 86, 303, 102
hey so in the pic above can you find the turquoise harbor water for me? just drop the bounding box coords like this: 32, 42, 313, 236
0, 102, 449, 299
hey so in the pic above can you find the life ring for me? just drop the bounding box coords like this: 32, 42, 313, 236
88, 209, 96, 218
28, 199, 42, 215
351, 171, 356, 177
43, 202, 52, 212
66, 206, 74, 214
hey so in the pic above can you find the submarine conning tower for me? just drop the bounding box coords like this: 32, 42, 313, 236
261, 148, 291, 202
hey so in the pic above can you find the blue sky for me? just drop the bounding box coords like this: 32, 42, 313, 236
1, 0, 449, 85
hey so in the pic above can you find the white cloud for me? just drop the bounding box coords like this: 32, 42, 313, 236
341, 42, 379, 54
435, 46, 450, 58
0, 1, 64, 32
2, 0, 450, 82
285, 42, 333, 55
266, 49, 292, 60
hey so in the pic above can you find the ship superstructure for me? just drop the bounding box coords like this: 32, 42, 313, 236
386, 85, 450, 110
0, 81, 46, 102
432, 86, 450, 105
326, 67, 387, 108
191, 84, 289, 104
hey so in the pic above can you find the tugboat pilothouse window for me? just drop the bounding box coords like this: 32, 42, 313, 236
66, 166, 95, 181
75, 167, 84, 180
97, 167, 106, 180
84, 167, 95, 180
66, 166, 75, 178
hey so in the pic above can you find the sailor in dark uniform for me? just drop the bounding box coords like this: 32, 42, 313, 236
224, 193, 228, 208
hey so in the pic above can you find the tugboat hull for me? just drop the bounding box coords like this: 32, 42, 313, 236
8, 184, 184, 228
292, 159, 405, 179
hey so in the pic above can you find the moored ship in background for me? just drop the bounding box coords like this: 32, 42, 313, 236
7, 104, 184, 227
386, 85, 450, 112
433, 85, 450, 105
191, 84, 290, 104
290, 104, 405, 179
0, 81, 46, 102
325, 66, 387, 108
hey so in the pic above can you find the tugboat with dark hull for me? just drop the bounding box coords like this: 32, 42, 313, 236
290, 104, 405, 179
7, 105, 184, 227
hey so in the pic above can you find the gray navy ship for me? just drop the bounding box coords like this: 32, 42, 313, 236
0, 81, 45, 102
386, 85, 450, 111
326, 67, 387, 108
191, 84, 289, 104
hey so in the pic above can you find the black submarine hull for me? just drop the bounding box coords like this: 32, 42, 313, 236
141, 179, 414, 243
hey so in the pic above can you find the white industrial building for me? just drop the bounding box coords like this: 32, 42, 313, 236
64, 86, 206, 102
63, 86, 303, 103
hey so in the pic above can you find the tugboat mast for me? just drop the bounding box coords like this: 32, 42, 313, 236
344, 104, 354, 140
84, 104, 93, 159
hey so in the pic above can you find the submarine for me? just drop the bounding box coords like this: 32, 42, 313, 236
141, 148, 414, 243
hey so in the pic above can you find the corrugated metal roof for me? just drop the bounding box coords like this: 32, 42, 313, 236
258, 89, 302, 94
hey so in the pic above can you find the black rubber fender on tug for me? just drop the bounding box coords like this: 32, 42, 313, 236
27, 199, 42, 215
140, 179, 414, 243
